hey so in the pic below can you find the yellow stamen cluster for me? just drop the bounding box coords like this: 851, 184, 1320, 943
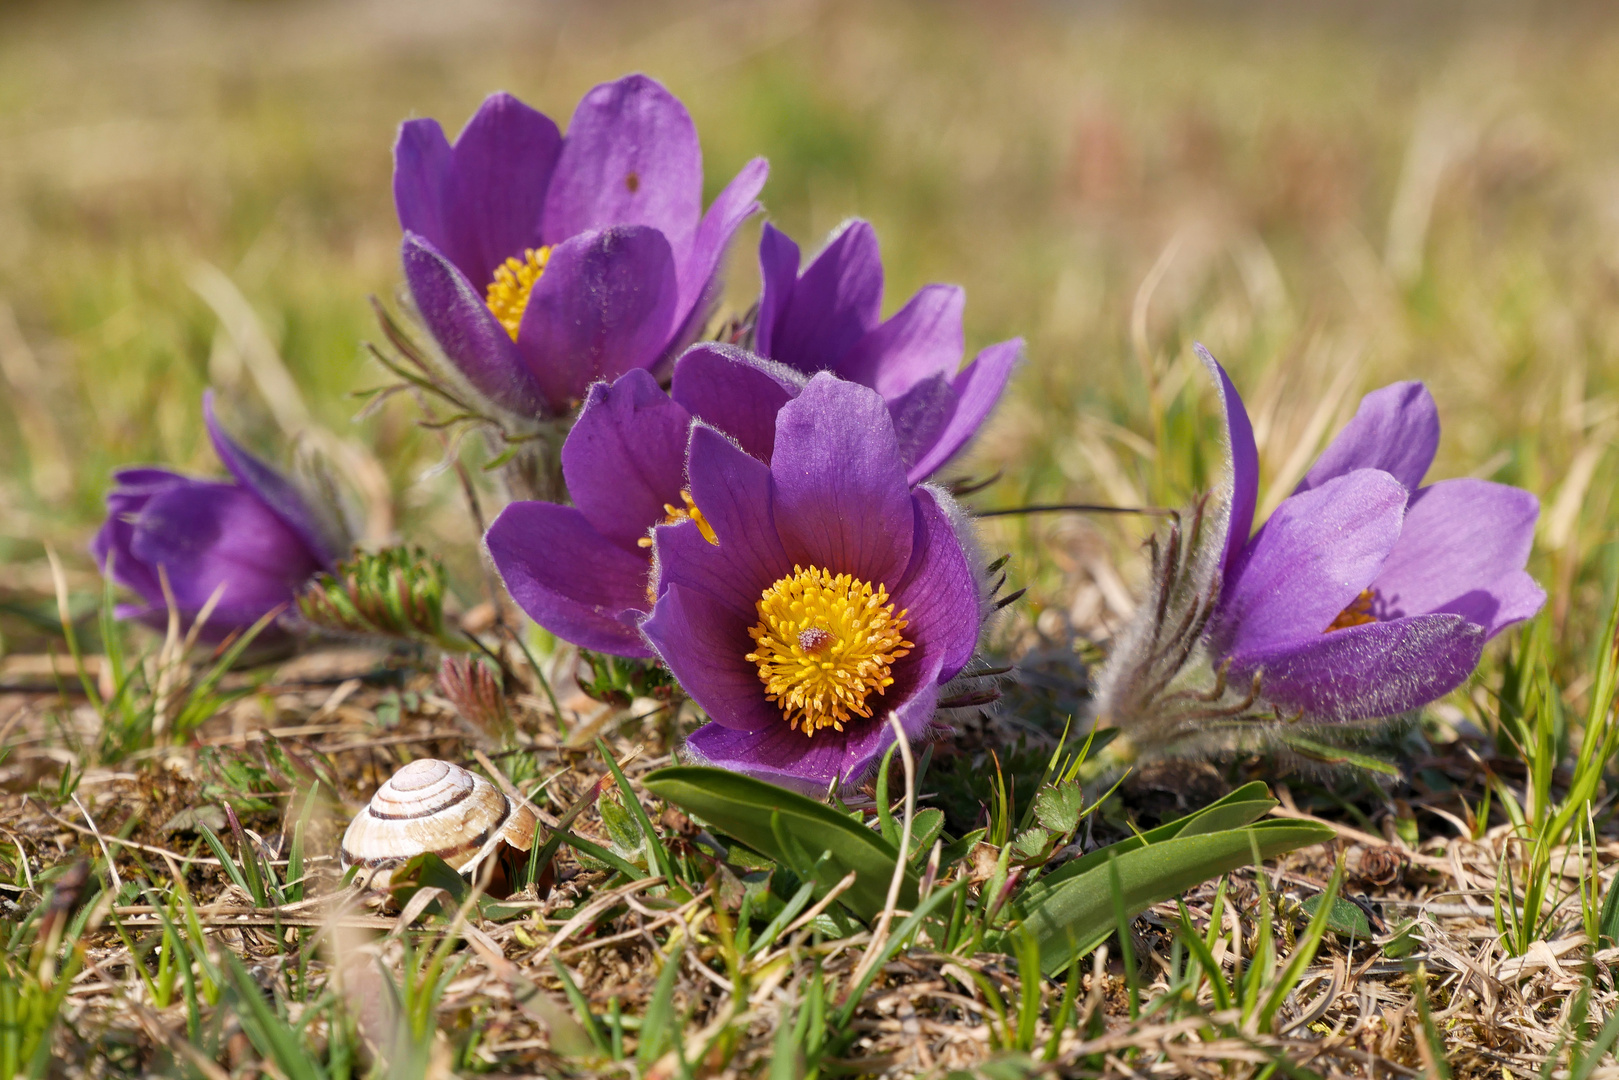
638, 490, 718, 548
485, 247, 552, 340
1324, 588, 1377, 632
746, 566, 912, 736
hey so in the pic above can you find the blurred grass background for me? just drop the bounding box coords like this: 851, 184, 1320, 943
4, 0, 1619, 676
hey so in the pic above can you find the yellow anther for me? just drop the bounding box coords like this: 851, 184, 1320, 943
638, 490, 717, 548
1324, 589, 1377, 633
485, 247, 552, 340
745, 565, 912, 737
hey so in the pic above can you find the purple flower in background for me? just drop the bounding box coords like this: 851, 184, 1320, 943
1201, 346, 1544, 722
395, 74, 768, 417
753, 221, 1021, 483
91, 393, 341, 642
486, 344, 799, 658
641, 375, 982, 793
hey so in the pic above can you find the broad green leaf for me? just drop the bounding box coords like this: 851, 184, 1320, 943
1018, 781, 1278, 907
644, 766, 915, 922
1300, 891, 1377, 938
1011, 827, 1055, 863
909, 808, 946, 862
1009, 818, 1334, 973
1032, 783, 1085, 833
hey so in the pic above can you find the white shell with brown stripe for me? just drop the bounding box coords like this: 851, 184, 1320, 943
340, 759, 536, 885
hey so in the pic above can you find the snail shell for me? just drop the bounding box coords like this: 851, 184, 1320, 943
340, 759, 537, 888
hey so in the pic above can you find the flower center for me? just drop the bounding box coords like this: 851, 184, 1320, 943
745, 565, 913, 737
1324, 589, 1377, 632
485, 247, 552, 341
637, 490, 717, 549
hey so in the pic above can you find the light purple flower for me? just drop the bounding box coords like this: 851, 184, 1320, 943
1202, 346, 1544, 722
91, 393, 340, 642
395, 75, 768, 417
641, 374, 982, 794
485, 344, 799, 658
753, 221, 1021, 483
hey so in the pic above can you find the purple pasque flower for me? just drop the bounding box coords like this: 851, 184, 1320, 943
641, 374, 983, 794
91, 393, 341, 642
753, 220, 1021, 483
1202, 345, 1544, 723
395, 74, 769, 418
486, 343, 800, 658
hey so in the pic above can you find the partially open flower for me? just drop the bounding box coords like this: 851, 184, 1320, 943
1204, 347, 1543, 722
641, 374, 983, 794
1093, 347, 1544, 760
395, 75, 768, 419
91, 393, 342, 642
753, 220, 1021, 482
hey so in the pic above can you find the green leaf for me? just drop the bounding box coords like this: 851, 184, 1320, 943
909, 808, 946, 863
1010, 819, 1334, 974
1299, 891, 1376, 938
643, 766, 915, 922
598, 790, 645, 858
1032, 783, 1085, 834
1018, 781, 1278, 908
1598, 868, 1619, 949
1010, 827, 1055, 863
1275, 732, 1400, 777
1381, 918, 1422, 959
938, 827, 987, 869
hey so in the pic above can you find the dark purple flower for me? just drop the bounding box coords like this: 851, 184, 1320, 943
753, 220, 1021, 483
485, 344, 798, 658
1203, 346, 1544, 722
91, 393, 340, 642
395, 75, 768, 418
641, 374, 982, 794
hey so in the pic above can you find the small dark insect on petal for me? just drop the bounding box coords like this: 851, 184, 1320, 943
625, 171, 640, 193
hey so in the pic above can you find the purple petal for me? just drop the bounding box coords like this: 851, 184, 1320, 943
395, 94, 562, 289
683, 663, 943, 794
1215, 469, 1408, 659
902, 338, 1019, 484
770, 374, 914, 586
94, 471, 189, 607
517, 225, 680, 413
759, 220, 884, 376
542, 74, 702, 266
129, 481, 321, 626
893, 487, 981, 682
562, 370, 690, 549
887, 376, 956, 480
401, 233, 547, 416
667, 157, 769, 354
1368, 478, 1544, 638
1231, 613, 1485, 722
670, 343, 803, 462
1196, 345, 1259, 575
393, 119, 456, 265
837, 284, 966, 395
653, 424, 790, 618
753, 223, 801, 359
642, 582, 784, 732
1297, 381, 1439, 496
203, 392, 338, 566
486, 501, 653, 658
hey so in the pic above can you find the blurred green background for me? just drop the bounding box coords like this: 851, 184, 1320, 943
5, 0, 1619, 671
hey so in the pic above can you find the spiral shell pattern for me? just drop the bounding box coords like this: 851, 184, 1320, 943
340, 759, 537, 883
